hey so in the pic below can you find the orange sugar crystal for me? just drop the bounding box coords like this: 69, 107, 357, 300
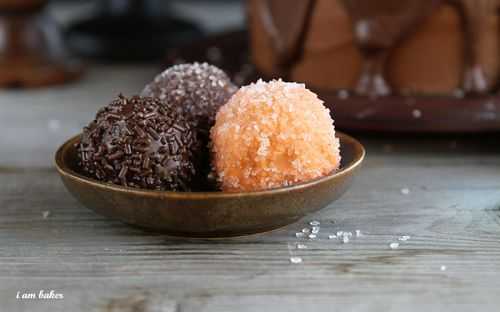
210, 79, 341, 192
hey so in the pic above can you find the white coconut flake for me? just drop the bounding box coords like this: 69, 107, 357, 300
400, 188, 410, 195
309, 220, 320, 226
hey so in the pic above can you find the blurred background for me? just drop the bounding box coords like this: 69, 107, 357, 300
53, 0, 244, 61
0, 0, 244, 168
0, 0, 500, 168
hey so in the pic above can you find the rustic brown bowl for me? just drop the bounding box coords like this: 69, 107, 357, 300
55, 132, 365, 237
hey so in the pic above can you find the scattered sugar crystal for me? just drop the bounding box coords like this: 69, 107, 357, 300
290, 257, 303, 264
311, 226, 320, 234
398, 235, 411, 241
257, 136, 270, 157
296, 243, 307, 249
308, 234, 317, 239
302, 228, 311, 234
389, 242, 400, 249
440, 265, 447, 271
309, 220, 320, 226
328, 234, 337, 239
295, 232, 305, 238
355, 230, 362, 237
42, 211, 50, 219
400, 188, 410, 195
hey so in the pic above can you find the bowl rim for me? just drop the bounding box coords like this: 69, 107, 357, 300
55, 131, 365, 199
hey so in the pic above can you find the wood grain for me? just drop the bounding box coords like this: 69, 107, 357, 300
1, 65, 500, 311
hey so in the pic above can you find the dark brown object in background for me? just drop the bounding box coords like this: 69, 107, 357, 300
459, 0, 499, 93
55, 132, 365, 237
66, 0, 202, 61
165, 31, 500, 133
255, 0, 316, 79
341, 0, 439, 96
248, 0, 500, 96
0, 0, 82, 88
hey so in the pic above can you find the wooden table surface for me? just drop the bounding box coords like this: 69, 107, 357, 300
1, 65, 500, 312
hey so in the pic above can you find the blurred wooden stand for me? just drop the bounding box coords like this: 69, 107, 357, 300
0, 0, 82, 88
66, 0, 203, 61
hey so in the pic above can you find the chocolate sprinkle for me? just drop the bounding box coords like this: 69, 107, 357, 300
141, 63, 237, 191
77, 95, 200, 191
141, 62, 237, 133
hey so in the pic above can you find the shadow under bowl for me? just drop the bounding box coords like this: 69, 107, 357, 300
55, 132, 365, 237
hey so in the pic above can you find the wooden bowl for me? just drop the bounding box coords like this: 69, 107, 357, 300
55, 132, 365, 237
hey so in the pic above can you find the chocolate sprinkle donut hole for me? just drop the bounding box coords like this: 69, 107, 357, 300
77, 95, 200, 191
141, 62, 237, 134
